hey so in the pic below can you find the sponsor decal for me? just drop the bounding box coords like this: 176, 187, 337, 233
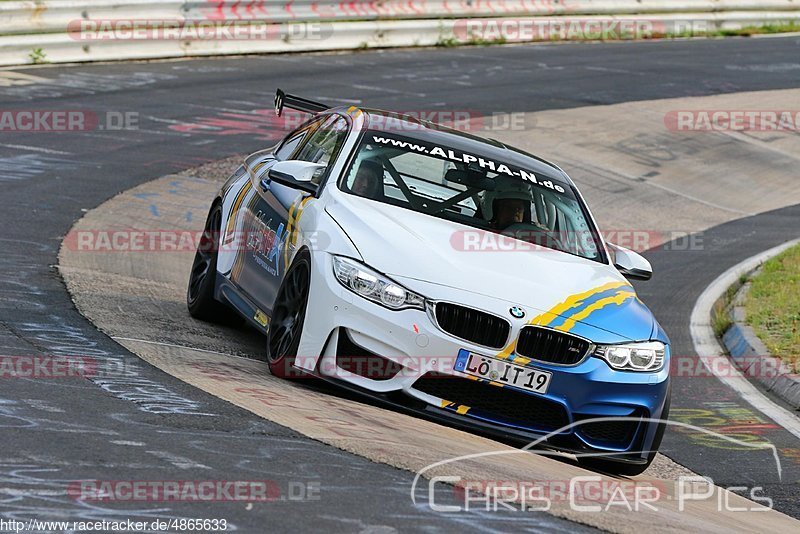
246, 210, 285, 277
253, 310, 270, 327
369, 134, 568, 194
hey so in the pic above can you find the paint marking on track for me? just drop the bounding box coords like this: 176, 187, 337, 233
0, 488, 67, 496
144, 115, 193, 126
690, 237, 800, 440
0, 71, 49, 87
110, 440, 146, 446
0, 144, 72, 155
145, 450, 210, 470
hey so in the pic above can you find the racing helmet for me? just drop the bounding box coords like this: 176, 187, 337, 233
481, 178, 533, 222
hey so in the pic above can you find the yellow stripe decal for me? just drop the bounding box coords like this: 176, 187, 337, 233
535, 281, 631, 327
512, 355, 531, 366
225, 179, 251, 237
456, 405, 470, 415
495, 281, 633, 360
496, 350, 514, 361
282, 199, 300, 268
292, 197, 313, 248
556, 290, 636, 333
231, 184, 255, 280
283, 196, 313, 268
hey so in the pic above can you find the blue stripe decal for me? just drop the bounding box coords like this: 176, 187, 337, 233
546, 286, 633, 330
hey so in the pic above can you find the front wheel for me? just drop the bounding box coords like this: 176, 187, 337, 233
266, 252, 311, 379
187, 203, 223, 320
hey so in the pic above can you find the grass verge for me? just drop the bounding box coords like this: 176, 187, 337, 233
745, 243, 800, 364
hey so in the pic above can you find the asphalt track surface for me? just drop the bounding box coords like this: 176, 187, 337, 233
1, 36, 800, 530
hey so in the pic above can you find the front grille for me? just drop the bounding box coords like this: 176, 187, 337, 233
413, 372, 569, 432
576, 414, 641, 447
336, 330, 403, 381
433, 303, 509, 348
515, 326, 591, 365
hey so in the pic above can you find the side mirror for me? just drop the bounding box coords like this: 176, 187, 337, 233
607, 242, 653, 281
266, 160, 326, 194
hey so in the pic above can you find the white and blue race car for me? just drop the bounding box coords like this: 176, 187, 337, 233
187, 90, 671, 475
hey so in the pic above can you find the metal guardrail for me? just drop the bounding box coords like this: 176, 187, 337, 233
0, 1, 799, 66
3, 1, 800, 34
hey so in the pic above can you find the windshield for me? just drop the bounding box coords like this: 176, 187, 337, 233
338, 131, 606, 262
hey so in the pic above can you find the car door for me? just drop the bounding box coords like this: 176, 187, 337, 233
232, 113, 349, 320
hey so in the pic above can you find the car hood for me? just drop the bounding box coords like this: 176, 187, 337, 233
325, 194, 655, 341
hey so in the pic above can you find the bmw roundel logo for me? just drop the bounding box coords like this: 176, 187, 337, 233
509, 306, 526, 319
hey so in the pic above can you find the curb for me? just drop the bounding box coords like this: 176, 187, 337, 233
718, 267, 800, 411
690, 237, 800, 439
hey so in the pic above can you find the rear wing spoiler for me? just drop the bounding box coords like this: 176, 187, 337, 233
274, 89, 331, 116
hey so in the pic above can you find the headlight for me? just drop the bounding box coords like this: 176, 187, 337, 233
593, 341, 666, 372
332, 256, 425, 311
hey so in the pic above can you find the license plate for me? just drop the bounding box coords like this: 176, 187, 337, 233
454, 349, 552, 395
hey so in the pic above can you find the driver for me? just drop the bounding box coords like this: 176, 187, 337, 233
494, 198, 526, 230
350, 159, 383, 199
481, 180, 533, 232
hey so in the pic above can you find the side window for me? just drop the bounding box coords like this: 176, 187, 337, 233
274, 118, 323, 160
294, 115, 349, 169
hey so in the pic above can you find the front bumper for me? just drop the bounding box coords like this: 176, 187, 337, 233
295, 253, 671, 463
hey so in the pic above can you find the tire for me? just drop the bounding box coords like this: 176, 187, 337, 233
266, 251, 311, 380
578, 390, 671, 477
187, 202, 231, 322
